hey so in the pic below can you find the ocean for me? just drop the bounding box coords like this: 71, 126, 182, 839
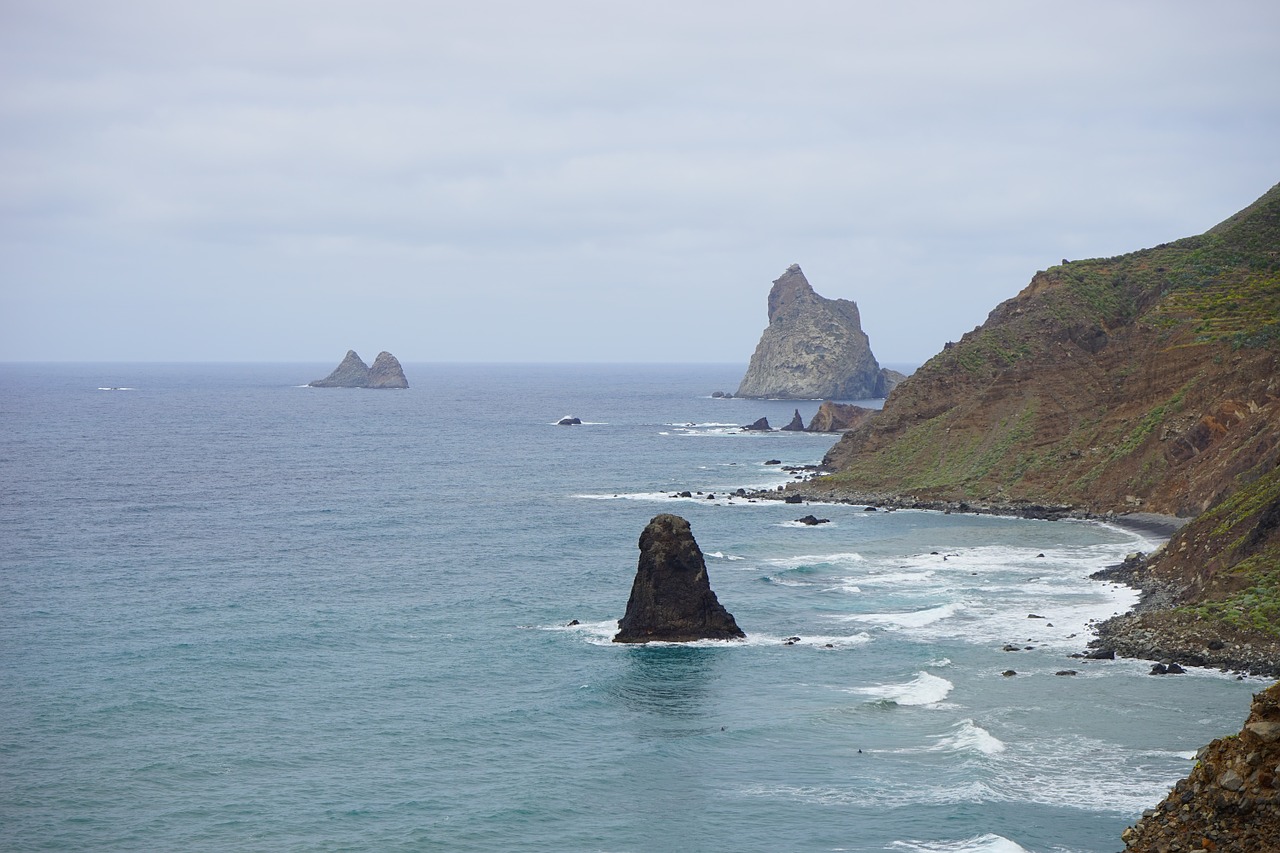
0, 362, 1266, 853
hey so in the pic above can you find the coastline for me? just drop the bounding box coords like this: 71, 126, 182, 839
745, 476, 1278, 679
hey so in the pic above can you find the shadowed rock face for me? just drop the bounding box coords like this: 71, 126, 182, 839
613, 514, 745, 643
309, 350, 408, 388
736, 264, 888, 400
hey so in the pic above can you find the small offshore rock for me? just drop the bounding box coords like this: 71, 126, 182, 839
795, 515, 830, 525
557, 416, 582, 425
1056, 670, 1078, 676
742, 417, 772, 431
1002, 670, 1017, 677
613, 514, 745, 644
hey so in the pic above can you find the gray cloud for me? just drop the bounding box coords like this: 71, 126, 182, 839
2, 0, 1277, 362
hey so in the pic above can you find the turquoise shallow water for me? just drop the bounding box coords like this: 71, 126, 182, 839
0, 363, 1265, 852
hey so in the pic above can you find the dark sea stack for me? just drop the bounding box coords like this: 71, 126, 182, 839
736, 264, 886, 400
742, 417, 771, 431
309, 349, 371, 387
781, 409, 805, 431
613, 514, 745, 643
366, 351, 409, 389
1121, 681, 1280, 852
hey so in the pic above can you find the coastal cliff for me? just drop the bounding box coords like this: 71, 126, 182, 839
802, 183, 1280, 670
1121, 681, 1280, 852
736, 265, 895, 400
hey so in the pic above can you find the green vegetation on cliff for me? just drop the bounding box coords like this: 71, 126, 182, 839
819, 183, 1280, 519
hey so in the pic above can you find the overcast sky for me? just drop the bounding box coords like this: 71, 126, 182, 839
1, 1, 1277, 364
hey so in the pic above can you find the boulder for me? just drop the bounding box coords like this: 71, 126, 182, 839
613, 515, 746, 643
736, 264, 888, 399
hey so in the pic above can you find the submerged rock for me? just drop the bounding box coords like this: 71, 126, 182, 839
613, 514, 745, 643
309, 349, 408, 389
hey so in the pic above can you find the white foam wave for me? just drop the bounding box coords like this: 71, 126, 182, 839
848, 671, 953, 706
889, 835, 1030, 853
838, 602, 963, 628
767, 552, 866, 569
706, 551, 746, 561
930, 719, 1006, 756
96, 386, 136, 391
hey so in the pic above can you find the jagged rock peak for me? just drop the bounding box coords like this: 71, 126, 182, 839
309, 350, 408, 389
309, 350, 371, 388
367, 351, 409, 389
613, 514, 745, 643
737, 264, 889, 400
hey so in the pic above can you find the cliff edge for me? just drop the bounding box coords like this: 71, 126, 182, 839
1121, 680, 1280, 852
736, 265, 893, 400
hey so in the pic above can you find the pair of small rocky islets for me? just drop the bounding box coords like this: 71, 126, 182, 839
308, 350, 408, 389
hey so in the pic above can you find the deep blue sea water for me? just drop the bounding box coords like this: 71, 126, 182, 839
0, 363, 1267, 852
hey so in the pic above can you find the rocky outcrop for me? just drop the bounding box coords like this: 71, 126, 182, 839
367, 351, 409, 389
806, 401, 877, 432
309, 350, 370, 387
736, 264, 888, 400
781, 409, 805, 431
1121, 681, 1280, 852
742, 417, 771, 431
613, 514, 745, 643
309, 350, 408, 389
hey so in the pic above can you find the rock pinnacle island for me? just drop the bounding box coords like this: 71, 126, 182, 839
613, 514, 745, 643
736, 264, 899, 400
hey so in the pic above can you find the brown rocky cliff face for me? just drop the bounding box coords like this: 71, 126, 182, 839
820, 183, 1280, 518
1121, 681, 1280, 852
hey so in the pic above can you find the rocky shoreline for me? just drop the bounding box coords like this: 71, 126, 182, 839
1089, 553, 1280, 680
742, 476, 1280, 679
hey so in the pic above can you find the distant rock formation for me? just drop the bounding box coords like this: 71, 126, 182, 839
366, 351, 409, 389
613, 514, 745, 643
806, 401, 877, 432
742, 417, 771, 431
781, 409, 805, 431
309, 350, 407, 389
736, 264, 893, 400
1121, 681, 1280, 852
